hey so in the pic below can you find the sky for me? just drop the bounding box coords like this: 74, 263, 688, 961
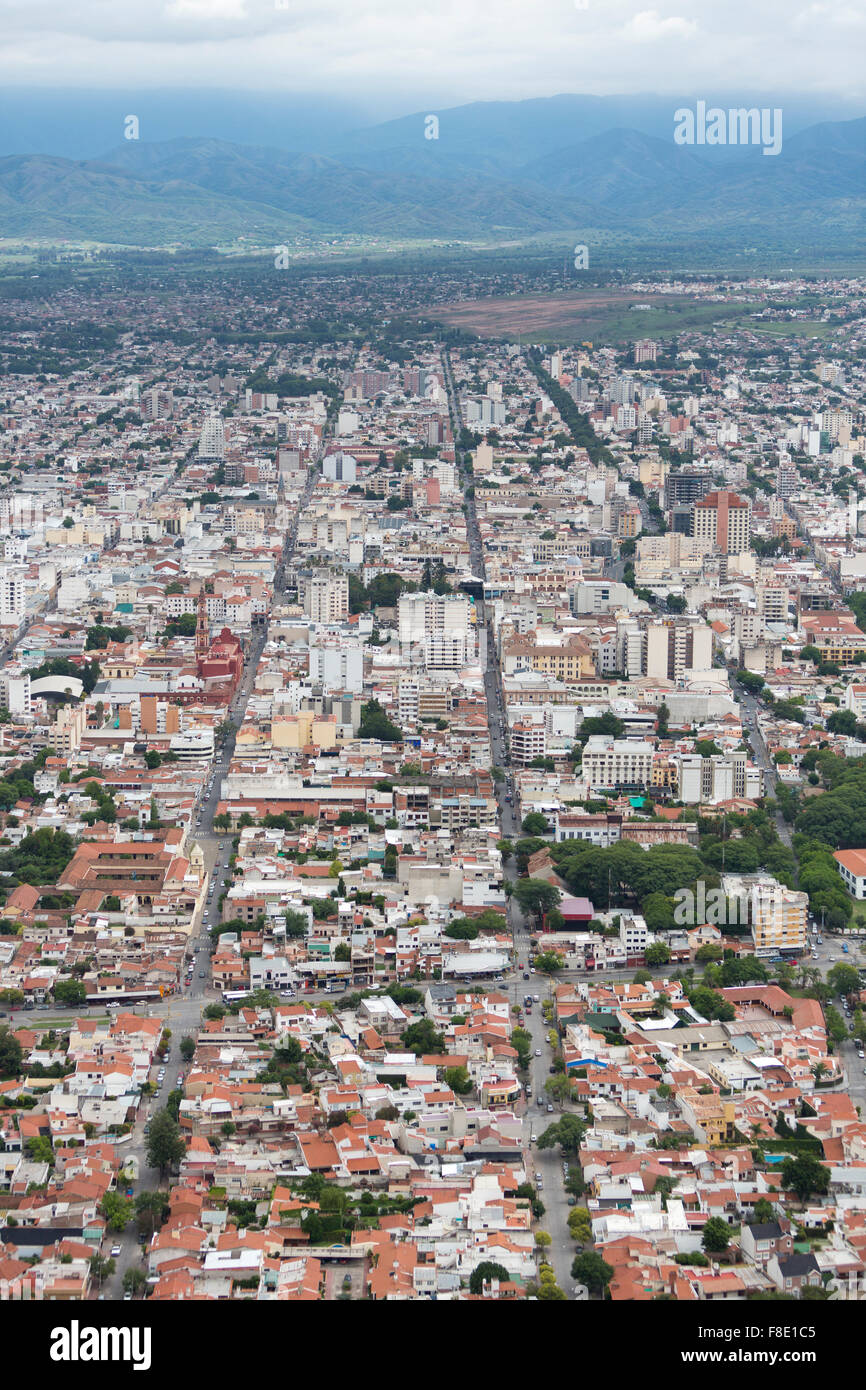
1, 0, 863, 115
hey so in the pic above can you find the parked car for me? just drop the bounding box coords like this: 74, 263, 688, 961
110, 1245, 122, 1258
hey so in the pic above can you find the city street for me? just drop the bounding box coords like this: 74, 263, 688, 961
445, 347, 582, 1296
98, 467, 319, 1297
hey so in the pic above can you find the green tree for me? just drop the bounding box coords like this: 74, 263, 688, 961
89, 1255, 115, 1287
645, 942, 671, 967
749, 1198, 776, 1225
0, 1027, 22, 1078
444, 1065, 473, 1095
53, 979, 86, 1007
469, 1261, 511, 1294
513, 878, 561, 926
568, 1206, 592, 1242
401, 1018, 446, 1055
545, 1073, 573, 1106
702, 1216, 731, 1253
145, 1108, 185, 1179
534, 950, 564, 974
781, 1154, 830, 1204
284, 908, 308, 938
122, 1267, 147, 1296
827, 963, 860, 997
537, 1114, 585, 1155
26, 1135, 53, 1164
827, 709, 858, 737
521, 812, 549, 836
571, 1249, 613, 1295
358, 699, 402, 742
135, 1189, 170, 1235
100, 1192, 133, 1232
179, 1035, 195, 1062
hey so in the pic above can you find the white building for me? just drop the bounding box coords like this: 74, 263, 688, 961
198, 414, 226, 461
398, 592, 476, 670
0, 566, 25, 626
323, 451, 357, 483
581, 736, 654, 792
619, 914, 649, 955
309, 644, 363, 694
303, 571, 349, 624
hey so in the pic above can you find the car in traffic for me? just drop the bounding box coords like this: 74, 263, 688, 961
110, 1245, 122, 1258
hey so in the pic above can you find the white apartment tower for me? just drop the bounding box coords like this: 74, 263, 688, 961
303, 571, 349, 624
0, 566, 26, 627
398, 592, 476, 670
198, 413, 226, 460
644, 619, 712, 679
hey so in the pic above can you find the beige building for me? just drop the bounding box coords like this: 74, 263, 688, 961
302, 571, 349, 624
721, 873, 808, 957
692, 490, 751, 555
581, 736, 654, 791
271, 712, 338, 750
53, 703, 86, 756
645, 619, 713, 679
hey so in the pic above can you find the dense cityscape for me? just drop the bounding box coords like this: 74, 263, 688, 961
0, 258, 861, 1316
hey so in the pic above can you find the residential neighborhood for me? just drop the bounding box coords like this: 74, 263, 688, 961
0, 263, 863, 1311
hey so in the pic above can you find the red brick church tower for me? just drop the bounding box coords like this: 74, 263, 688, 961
195, 592, 209, 661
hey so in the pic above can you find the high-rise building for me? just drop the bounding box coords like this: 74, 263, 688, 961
644, 618, 713, 679
581, 736, 654, 791
664, 470, 712, 509
142, 388, 174, 421
309, 643, 363, 693
691, 490, 751, 555
511, 721, 546, 765
756, 580, 789, 625
633, 340, 658, 364
302, 571, 349, 624
721, 873, 808, 957
776, 458, 799, 498
0, 566, 26, 627
198, 414, 226, 460
322, 451, 357, 483
398, 592, 476, 670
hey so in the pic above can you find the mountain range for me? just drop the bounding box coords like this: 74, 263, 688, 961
0, 96, 862, 248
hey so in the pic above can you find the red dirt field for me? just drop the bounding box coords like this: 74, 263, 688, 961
429, 290, 682, 338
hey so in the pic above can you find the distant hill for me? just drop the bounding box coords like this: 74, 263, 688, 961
0, 104, 861, 248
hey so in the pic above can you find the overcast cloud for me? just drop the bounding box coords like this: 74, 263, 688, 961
0, 0, 861, 107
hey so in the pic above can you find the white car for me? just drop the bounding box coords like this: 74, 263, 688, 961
859, 1051, 865, 1059
535, 1048, 542, 1057
529, 1133, 537, 1143
110, 1245, 122, 1258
